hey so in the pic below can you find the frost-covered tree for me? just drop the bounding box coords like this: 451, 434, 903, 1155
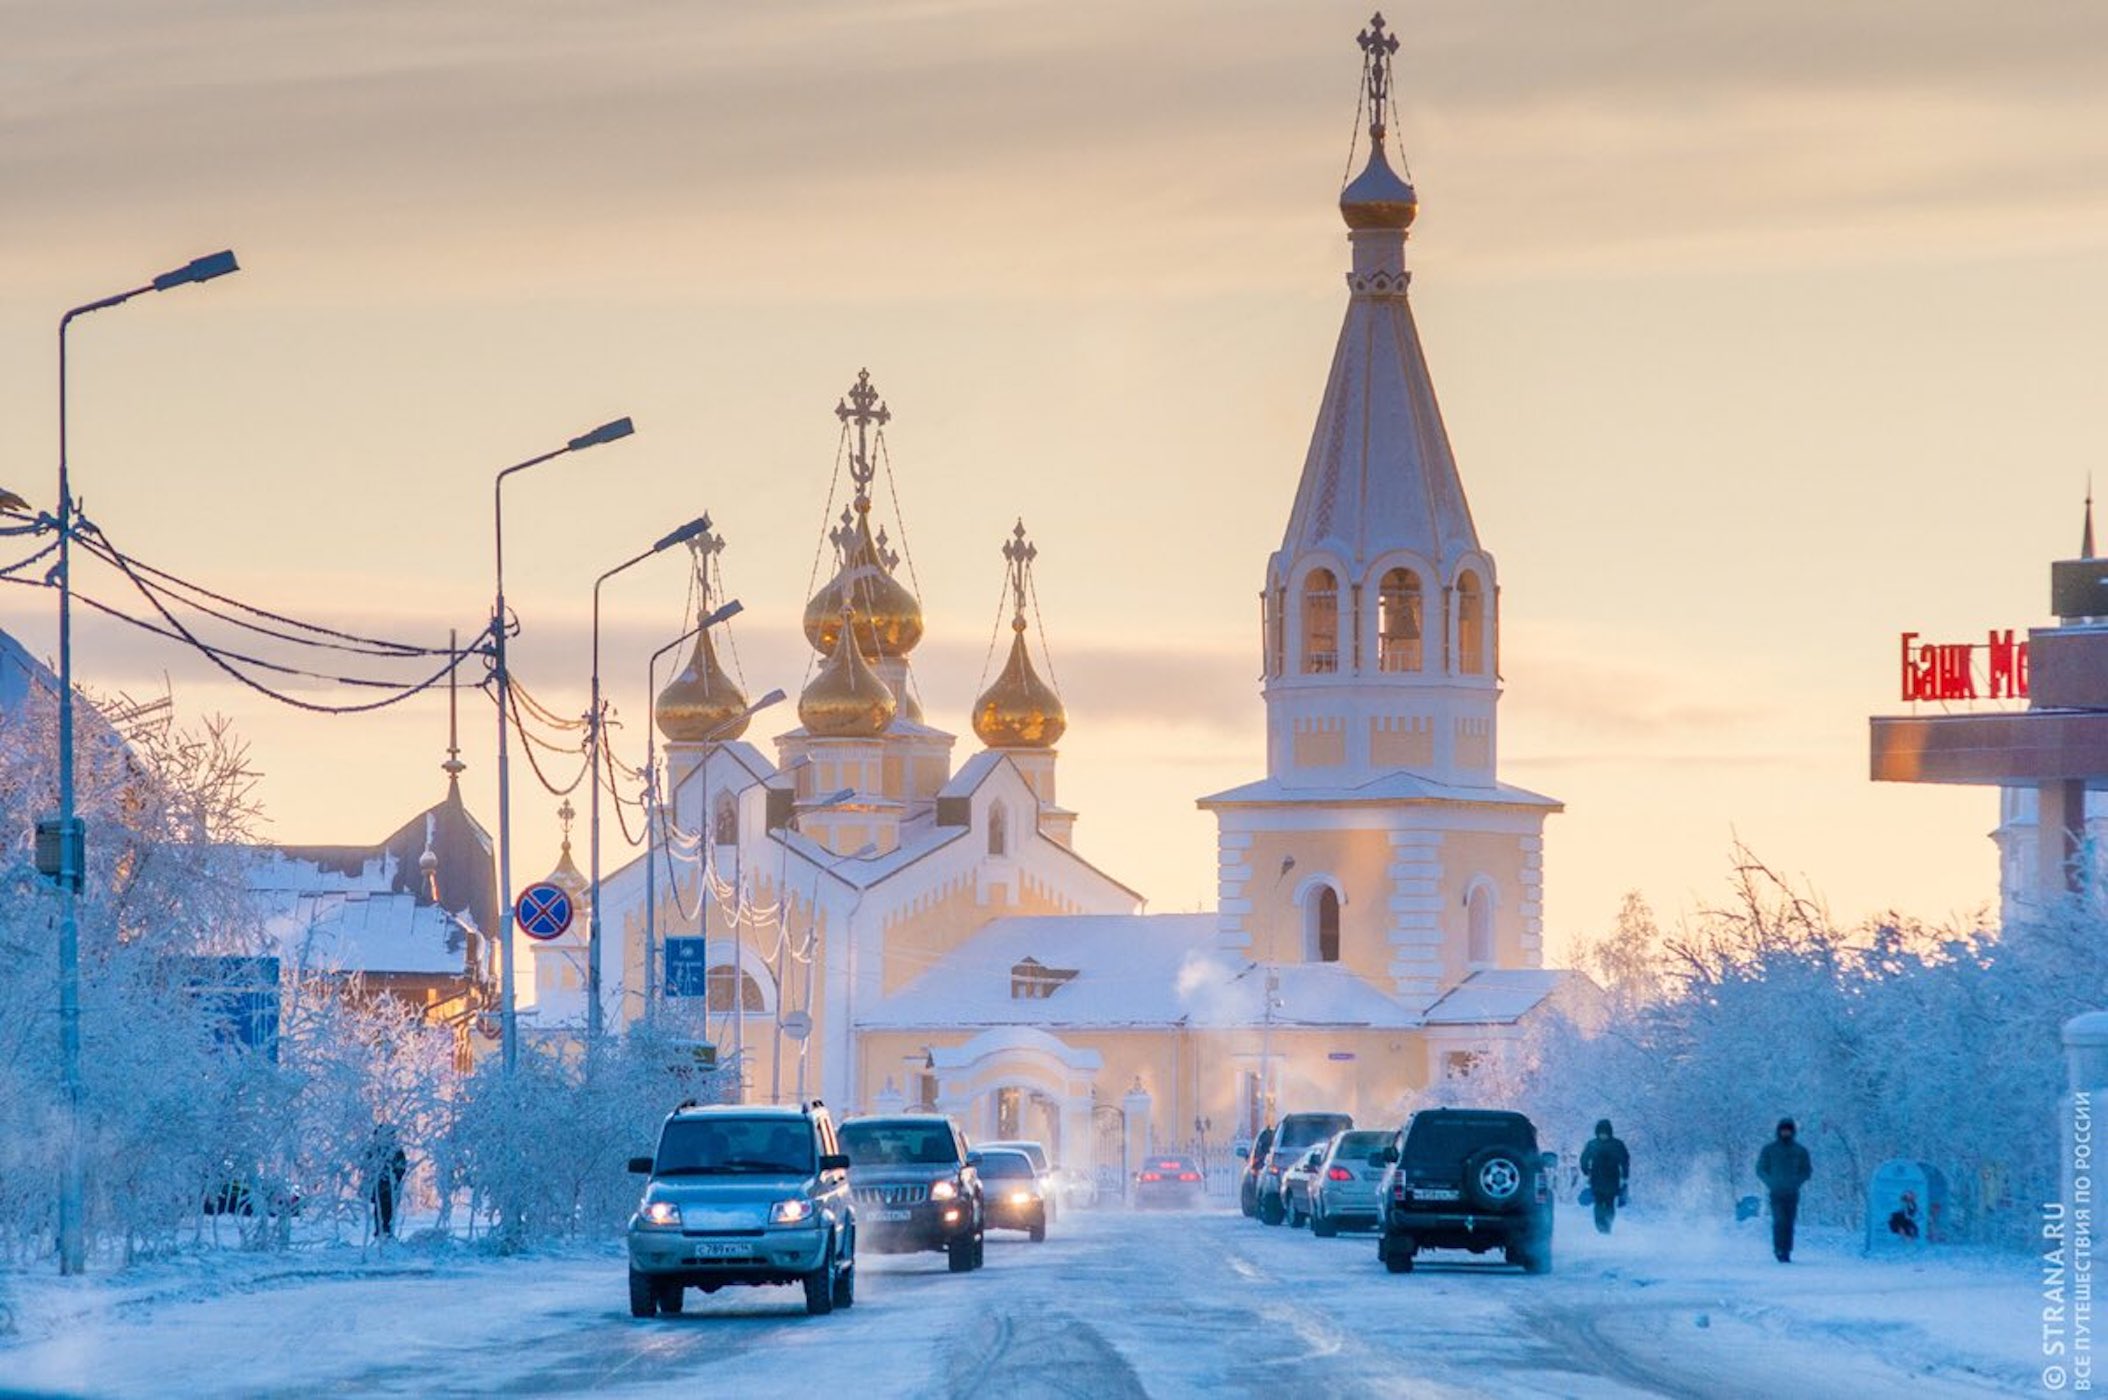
1516, 847, 2102, 1248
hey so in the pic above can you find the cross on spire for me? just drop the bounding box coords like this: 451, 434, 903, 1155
835, 368, 891, 509
1357, 12, 1399, 142
557, 798, 576, 846
1002, 519, 1038, 625
442, 626, 466, 783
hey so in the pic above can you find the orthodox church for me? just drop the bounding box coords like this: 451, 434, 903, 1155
586, 15, 1586, 1171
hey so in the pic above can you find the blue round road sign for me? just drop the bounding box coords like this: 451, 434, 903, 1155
515, 883, 575, 941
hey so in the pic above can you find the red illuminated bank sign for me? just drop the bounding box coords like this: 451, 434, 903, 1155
1899, 630, 2029, 702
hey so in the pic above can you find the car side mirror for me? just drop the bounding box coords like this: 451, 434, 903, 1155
819, 1153, 850, 1173
627, 1156, 654, 1175
1381, 1145, 1399, 1164
1233, 1145, 1249, 1160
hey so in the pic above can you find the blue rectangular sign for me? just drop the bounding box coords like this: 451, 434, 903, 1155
664, 938, 708, 998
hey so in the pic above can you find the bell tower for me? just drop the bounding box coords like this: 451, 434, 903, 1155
1202, 14, 1560, 1011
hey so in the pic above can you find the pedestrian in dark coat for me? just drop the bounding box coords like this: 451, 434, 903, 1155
1755, 1117, 1812, 1261
364, 1123, 409, 1239
1578, 1119, 1630, 1234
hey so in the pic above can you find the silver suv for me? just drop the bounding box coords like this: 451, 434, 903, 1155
626, 1102, 856, 1317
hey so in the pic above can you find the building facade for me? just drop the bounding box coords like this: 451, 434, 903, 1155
584, 17, 1582, 1175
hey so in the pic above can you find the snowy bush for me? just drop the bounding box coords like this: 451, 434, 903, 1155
1509, 851, 2106, 1249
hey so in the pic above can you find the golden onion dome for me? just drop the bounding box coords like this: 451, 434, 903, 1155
973, 620, 1066, 749
1339, 137, 1417, 232
544, 837, 589, 912
802, 504, 924, 659
655, 621, 749, 743
799, 611, 897, 738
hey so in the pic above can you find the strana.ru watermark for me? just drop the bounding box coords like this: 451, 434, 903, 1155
2045, 1091, 2095, 1391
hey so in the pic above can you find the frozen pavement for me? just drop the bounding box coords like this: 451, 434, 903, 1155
0, 1207, 2042, 1398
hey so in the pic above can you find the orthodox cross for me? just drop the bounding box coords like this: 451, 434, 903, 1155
1002, 519, 1037, 625
442, 626, 465, 782
687, 523, 726, 599
834, 368, 890, 508
1358, 12, 1399, 141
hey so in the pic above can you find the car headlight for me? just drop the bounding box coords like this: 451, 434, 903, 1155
929, 1179, 959, 1202
640, 1200, 682, 1228
770, 1198, 814, 1226
1009, 1190, 1034, 1206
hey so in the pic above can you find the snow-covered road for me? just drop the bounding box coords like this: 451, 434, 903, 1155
1, 1208, 2043, 1398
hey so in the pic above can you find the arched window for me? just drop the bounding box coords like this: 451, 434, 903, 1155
712, 791, 738, 846
1466, 885, 1495, 966
1377, 568, 1423, 672
988, 802, 1008, 857
1301, 568, 1339, 674
706, 964, 767, 1012
1456, 571, 1486, 675
1308, 884, 1341, 963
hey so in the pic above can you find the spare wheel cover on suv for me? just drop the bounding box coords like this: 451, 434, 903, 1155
1464, 1146, 1526, 1211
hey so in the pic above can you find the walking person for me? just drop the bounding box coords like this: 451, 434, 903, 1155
1755, 1117, 1812, 1262
1579, 1119, 1630, 1235
364, 1123, 409, 1240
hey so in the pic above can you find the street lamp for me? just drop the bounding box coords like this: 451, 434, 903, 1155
782, 838, 876, 1106
586, 514, 711, 1042
47, 249, 239, 1277
492, 415, 634, 1071
642, 611, 777, 1023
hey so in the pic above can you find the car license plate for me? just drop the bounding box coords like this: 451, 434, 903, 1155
870, 1208, 911, 1222
1415, 1187, 1462, 1201
692, 1241, 751, 1259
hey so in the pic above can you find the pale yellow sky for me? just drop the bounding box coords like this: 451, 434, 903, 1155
5, 1, 2106, 952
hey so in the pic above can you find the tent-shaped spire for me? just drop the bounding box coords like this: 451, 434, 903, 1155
1277, 12, 1479, 577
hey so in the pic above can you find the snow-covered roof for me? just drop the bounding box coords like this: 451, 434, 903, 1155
1199, 770, 1561, 810
248, 850, 473, 978
1420, 969, 1575, 1025
862, 914, 1423, 1031
255, 889, 469, 978
0, 626, 54, 718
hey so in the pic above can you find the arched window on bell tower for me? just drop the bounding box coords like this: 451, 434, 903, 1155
1456, 570, 1486, 676
1304, 883, 1341, 963
1301, 568, 1339, 674
1466, 882, 1495, 967
712, 790, 738, 846
1377, 568, 1423, 672
988, 801, 1008, 857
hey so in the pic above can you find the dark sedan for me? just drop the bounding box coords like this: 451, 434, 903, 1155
1133, 1155, 1206, 1209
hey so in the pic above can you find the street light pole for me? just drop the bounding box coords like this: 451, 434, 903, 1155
493, 416, 634, 1072
588, 516, 710, 1042
50, 249, 238, 1276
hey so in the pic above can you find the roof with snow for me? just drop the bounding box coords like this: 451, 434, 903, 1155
249, 852, 473, 978
1199, 770, 1561, 810
0, 626, 54, 718
1420, 969, 1582, 1026
861, 914, 1425, 1031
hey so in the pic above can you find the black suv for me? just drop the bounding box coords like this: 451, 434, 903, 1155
838, 1114, 986, 1272
1244, 1111, 1354, 1225
1375, 1108, 1553, 1274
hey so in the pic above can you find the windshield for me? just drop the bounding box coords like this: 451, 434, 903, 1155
1404, 1115, 1536, 1166
985, 1141, 1049, 1172
979, 1151, 1035, 1179
1276, 1114, 1353, 1153
1333, 1131, 1390, 1160
655, 1117, 813, 1176
840, 1120, 961, 1167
